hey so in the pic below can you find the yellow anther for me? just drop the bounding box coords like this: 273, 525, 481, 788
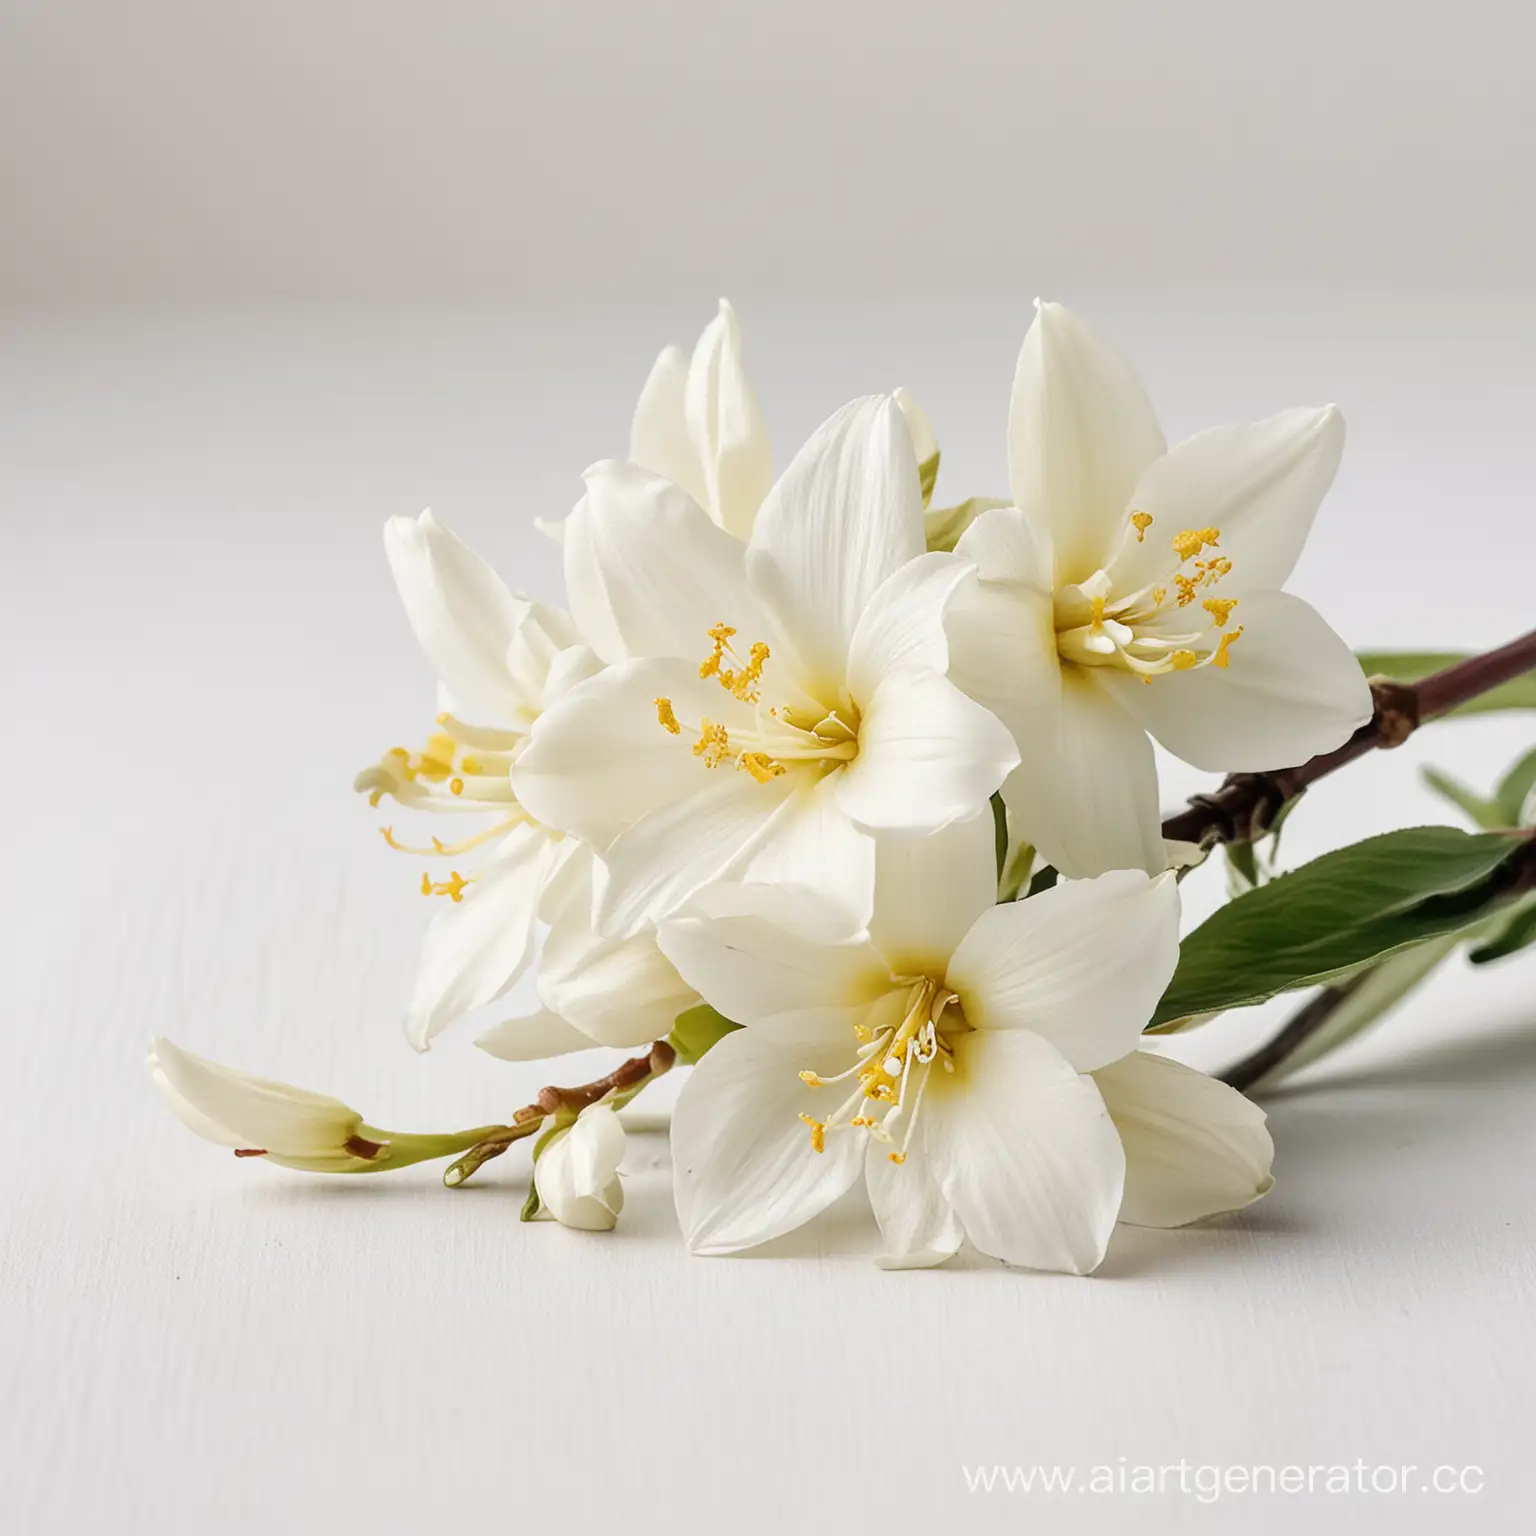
459, 756, 482, 775
655, 697, 682, 735
887, 1151, 907, 1165
852, 1023, 873, 1042
421, 870, 471, 902
435, 712, 449, 726
1174, 573, 1199, 607
1170, 650, 1198, 671
799, 1113, 826, 1154
692, 720, 730, 767
1197, 556, 1233, 586
1212, 625, 1245, 669
1130, 511, 1153, 542
1202, 597, 1238, 628
738, 751, 786, 784
1172, 526, 1221, 562
1090, 594, 1106, 627
1151, 586, 1167, 609
449, 777, 464, 796
850, 1116, 873, 1128
731, 641, 771, 702
707, 622, 737, 645
799, 1071, 823, 1087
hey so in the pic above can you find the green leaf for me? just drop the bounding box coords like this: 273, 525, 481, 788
1245, 933, 1464, 1091
1468, 895, 1536, 965
991, 791, 1008, 881
1356, 651, 1536, 716
668, 1003, 742, 1065
1150, 826, 1530, 1029
1495, 746, 1536, 825
1225, 839, 1260, 892
1421, 766, 1503, 829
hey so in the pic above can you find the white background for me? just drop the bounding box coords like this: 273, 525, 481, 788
4, 5, 1536, 1533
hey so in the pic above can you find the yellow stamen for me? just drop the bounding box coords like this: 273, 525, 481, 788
420, 870, 471, 902
655, 697, 682, 735
1090, 594, 1106, 627
799, 1071, 823, 1087
799, 1113, 826, 1154
449, 777, 464, 796
1130, 511, 1153, 542
738, 751, 786, 783
887, 1151, 907, 1165
1197, 556, 1232, 586
1202, 597, 1238, 628
1151, 586, 1167, 609
731, 641, 771, 702
1212, 625, 1245, 669
1170, 650, 1198, 671
1174, 573, 1199, 607
1172, 526, 1221, 561
692, 720, 730, 767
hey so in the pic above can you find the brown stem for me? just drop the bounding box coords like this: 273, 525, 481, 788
1219, 977, 1366, 1094
443, 1040, 677, 1188
1161, 625, 1536, 852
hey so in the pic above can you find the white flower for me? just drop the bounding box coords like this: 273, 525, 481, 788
474, 843, 699, 1062
534, 1103, 626, 1231
945, 301, 1373, 878
628, 299, 774, 542
658, 815, 1273, 1271
150, 1036, 384, 1171
355, 511, 601, 1050
513, 395, 1019, 937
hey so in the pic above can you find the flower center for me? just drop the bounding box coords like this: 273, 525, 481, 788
1053, 514, 1244, 684
654, 623, 862, 784
796, 976, 962, 1166
354, 712, 528, 899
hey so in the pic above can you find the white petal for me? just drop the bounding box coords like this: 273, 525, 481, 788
922, 1028, 1124, 1274
894, 386, 939, 474
538, 865, 699, 1050
670, 1025, 865, 1254
502, 600, 587, 718
384, 511, 527, 721
1102, 589, 1372, 772
868, 812, 998, 977
597, 762, 792, 937
865, 1133, 963, 1270
474, 1007, 597, 1062
1093, 1051, 1275, 1227
561, 460, 767, 665
746, 395, 925, 694
148, 1037, 358, 1156
947, 869, 1180, 1071
513, 658, 755, 850
684, 299, 773, 540
1009, 302, 1166, 585
1121, 406, 1345, 596
844, 550, 972, 706
402, 823, 555, 1051
739, 771, 877, 926
536, 1105, 626, 1231
658, 881, 886, 1029
1002, 669, 1165, 878
944, 506, 1058, 744
629, 343, 708, 508
836, 665, 1017, 834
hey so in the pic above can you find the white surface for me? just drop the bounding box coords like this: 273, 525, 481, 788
4, 0, 1535, 301
3, 299, 1535, 1533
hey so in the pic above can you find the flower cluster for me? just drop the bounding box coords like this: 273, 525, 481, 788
154, 299, 1378, 1272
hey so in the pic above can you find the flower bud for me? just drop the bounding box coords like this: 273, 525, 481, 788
533, 1103, 626, 1231
149, 1036, 386, 1172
